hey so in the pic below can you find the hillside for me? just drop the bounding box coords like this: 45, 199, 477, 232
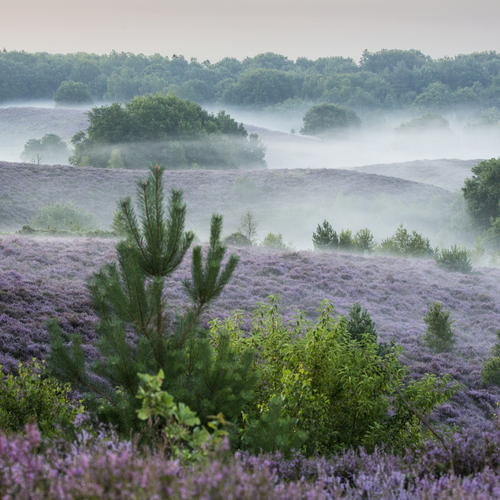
1, 235, 499, 431
0, 161, 454, 248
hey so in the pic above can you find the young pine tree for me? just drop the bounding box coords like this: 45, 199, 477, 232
481, 329, 500, 386
422, 302, 456, 353
312, 220, 338, 251
48, 165, 256, 434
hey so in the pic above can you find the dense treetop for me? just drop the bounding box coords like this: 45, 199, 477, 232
3, 49, 500, 110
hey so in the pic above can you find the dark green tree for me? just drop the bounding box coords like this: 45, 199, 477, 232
300, 103, 361, 135
346, 303, 377, 343
482, 330, 500, 386
463, 158, 500, 232
53, 80, 93, 105
312, 220, 338, 251
48, 165, 257, 435
422, 302, 455, 353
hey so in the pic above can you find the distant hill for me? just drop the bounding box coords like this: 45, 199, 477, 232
0, 161, 453, 248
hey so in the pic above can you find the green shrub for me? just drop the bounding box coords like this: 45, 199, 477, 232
354, 228, 375, 252
481, 330, 500, 386
262, 232, 287, 250
0, 360, 82, 436
223, 232, 252, 247
338, 229, 355, 250
380, 224, 434, 258
211, 297, 459, 455
136, 370, 228, 463
435, 244, 473, 273
29, 202, 94, 231
422, 302, 456, 353
21, 134, 70, 165
312, 220, 338, 251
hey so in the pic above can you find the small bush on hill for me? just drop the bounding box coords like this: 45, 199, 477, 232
354, 228, 375, 252
262, 232, 288, 250
29, 202, 94, 231
300, 103, 361, 135
338, 229, 355, 250
435, 244, 473, 273
53, 80, 93, 105
21, 133, 70, 165
396, 113, 450, 131
223, 232, 252, 247
422, 302, 456, 353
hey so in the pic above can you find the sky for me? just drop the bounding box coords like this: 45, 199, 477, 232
1, 0, 499, 62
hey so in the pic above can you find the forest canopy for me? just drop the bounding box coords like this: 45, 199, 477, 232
3, 49, 500, 112
70, 93, 267, 169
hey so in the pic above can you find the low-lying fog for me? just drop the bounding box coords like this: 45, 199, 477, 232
1, 103, 499, 174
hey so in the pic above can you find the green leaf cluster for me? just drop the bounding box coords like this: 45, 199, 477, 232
300, 103, 361, 136
435, 244, 473, 273
29, 201, 94, 232
380, 224, 435, 257
482, 330, 500, 386
312, 221, 375, 253
0, 360, 83, 437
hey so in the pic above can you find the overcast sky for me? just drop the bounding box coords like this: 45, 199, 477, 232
1, 0, 499, 62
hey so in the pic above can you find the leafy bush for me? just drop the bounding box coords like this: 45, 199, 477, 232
0, 360, 82, 436
396, 113, 450, 131
29, 201, 94, 231
136, 369, 228, 462
482, 330, 500, 386
312, 220, 338, 251
262, 232, 288, 250
211, 297, 459, 455
223, 232, 252, 247
53, 80, 93, 105
435, 244, 473, 273
422, 302, 455, 353
380, 224, 434, 258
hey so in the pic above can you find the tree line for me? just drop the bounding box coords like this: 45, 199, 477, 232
3, 49, 500, 111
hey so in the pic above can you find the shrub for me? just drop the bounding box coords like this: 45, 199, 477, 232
53, 80, 93, 105
262, 232, 287, 250
211, 297, 459, 455
338, 229, 354, 250
380, 224, 434, 258
422, 302, 455, 353
312, 220, 338, 251
300, 103, 361, 135
482, 330, 500, 386
107, 148, 124, 169
354, 228, 375, 252
223, 232, 252, 247
0, 360, 82, 436
21, 133, 70, 165
29, 201, 94, 231
435, 245, 473, 273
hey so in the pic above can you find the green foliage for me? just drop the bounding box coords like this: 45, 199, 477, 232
0, 360, 82, 436
338, 228, 355, 250
223, 232, 252, 247
300, 103, 361, 135
354, 228, 375, 252
380, 224, 435, 258
435, 245, 473, 273
261, 232, 287, 250
482, 331, 500, 386
21, 133, 70, 165
70, 93, 266, 170
241, 396, 307, 457
312, 220, 338, 251
136, 369, 229, 462
110, 208, 127, 235
211, 297, 459, 455
53, 80, 93, 105
48, 165, 256, 437
107, 148, 124, 168
396, 113, 450, 131
29, 201, 94, 231
463, 158, 500, 232
423, 302, 456, 353
346, 303, 377, 343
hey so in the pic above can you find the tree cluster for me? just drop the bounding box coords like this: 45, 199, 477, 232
70, 93, 266, 169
